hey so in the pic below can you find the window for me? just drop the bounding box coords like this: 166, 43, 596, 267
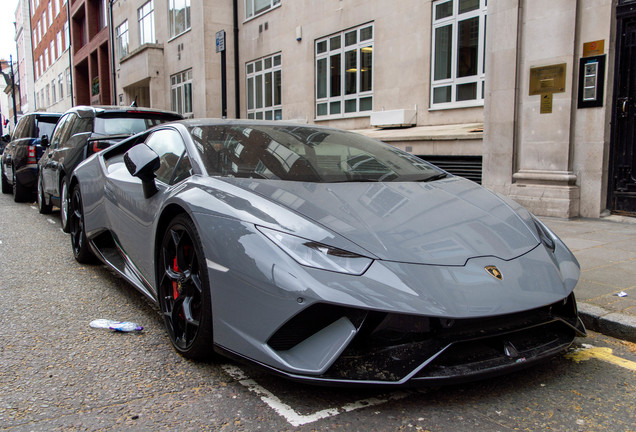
64, 22, 69, 50
45, 84, 50, 107
246, 53, 282, 120
116, 21, 129, 59
55, 0, 60, 16
431, 0, 487, 108
245, 0, 280, 19
35, 59, 39, 79
171, 69, 192, 116
37, 21, 41, 44
44, 48, 49, 69
138, 0, 155, 45
33, 30, 37, 47
65, 67, 71, 95
315, 23, 374, 119
50, 40, 55, 62
42, 13, 47, 32
169, 0, 191, 38
47, 2, 52, 27
58, 73, 64, 99
51, 79, 56, 104
56, 31, 62, 57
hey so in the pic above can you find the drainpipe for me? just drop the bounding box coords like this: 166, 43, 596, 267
109, 0, 117, 105
233, 0, 240, 118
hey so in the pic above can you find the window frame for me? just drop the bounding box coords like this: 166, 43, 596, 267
138, 0, 155, 45
430, 0, 487, 110
170, 69, 193, 117
246, 53, 282, 121
168, 0, 191, 38
245, 0, 281, 20
314, 23, 374, 120
116, 20, 129, 59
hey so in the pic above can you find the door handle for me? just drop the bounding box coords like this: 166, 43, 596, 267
622, 99, 628, 113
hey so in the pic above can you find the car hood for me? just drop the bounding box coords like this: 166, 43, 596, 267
220, 177, 540, 266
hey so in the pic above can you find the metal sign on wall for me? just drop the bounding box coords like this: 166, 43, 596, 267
529, 64, 567, 95
216, 30, 226, 53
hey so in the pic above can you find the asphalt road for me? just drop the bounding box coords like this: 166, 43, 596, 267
0, 192, 634, 431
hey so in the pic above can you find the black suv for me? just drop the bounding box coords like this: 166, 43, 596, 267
1, 112, 62, 202
38, 105, 182, 231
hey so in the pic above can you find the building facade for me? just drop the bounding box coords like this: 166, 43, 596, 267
29, 0, 73, 113
15, 0, 34, 115
484, 0, 634, 218
106, 0, 633, 219
69, 0, 113, 105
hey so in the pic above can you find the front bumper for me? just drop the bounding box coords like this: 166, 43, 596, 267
218, 293, 585, 386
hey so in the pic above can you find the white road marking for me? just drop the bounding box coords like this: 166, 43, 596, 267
47, 218, 56, 224
30, 206, 37, 210
222, 364, 413, 427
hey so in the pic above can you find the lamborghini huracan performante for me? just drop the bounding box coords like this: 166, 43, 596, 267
70, 120, 586, 386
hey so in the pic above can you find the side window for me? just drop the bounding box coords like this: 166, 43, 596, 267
65, 116, 93, 149
50, 114, 71, 148
56, 114, 76, 148
12, 116, 27, 139
145, 129, 191, 184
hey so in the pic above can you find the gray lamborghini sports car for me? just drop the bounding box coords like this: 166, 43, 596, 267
70, 119, 586, 386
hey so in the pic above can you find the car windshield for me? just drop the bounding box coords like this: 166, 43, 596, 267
188, 124, 444, 182
94, 115, 177, 136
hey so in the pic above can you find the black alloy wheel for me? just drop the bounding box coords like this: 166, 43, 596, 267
69, 184, 95, 263
37, 173, 52, 214
158, 214, 214, 360
60, 176, 71, 232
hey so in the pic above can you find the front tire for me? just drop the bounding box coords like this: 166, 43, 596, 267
37, 173, 52, 214
69, 183, 95, 264
60, 176, 70, 232
158, 214, 214, 360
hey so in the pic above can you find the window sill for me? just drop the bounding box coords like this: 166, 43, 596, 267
428, 100, 484, 111
167, 28, 192, 44
314, 112, 372, 122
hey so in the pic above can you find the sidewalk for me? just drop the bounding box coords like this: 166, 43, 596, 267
543, 215, 636, 342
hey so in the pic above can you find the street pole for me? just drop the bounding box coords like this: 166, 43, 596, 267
10, 55, 17, 124
216, 30, 227, 119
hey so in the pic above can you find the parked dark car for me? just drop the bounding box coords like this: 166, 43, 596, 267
37, 105, 182, 231
1, 112, 62, 202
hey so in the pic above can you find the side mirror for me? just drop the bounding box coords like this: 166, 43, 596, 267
41, 135, 49, 147
124, 143, 160, 198
1, 134, 9, 143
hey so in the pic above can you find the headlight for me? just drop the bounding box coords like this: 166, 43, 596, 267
257, 226, 373, 275
531, 215, 556, 252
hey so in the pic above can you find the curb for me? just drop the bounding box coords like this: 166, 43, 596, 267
578, 302, 636, 343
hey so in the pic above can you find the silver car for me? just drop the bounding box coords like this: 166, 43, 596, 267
69, 120, 585, 386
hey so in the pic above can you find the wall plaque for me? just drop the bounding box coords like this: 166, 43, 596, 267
540, 93, 553, 114
529, 64, 567, 95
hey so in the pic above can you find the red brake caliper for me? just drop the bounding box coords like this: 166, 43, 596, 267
172, 256, 179, 299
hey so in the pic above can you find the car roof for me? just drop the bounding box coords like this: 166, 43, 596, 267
63, 105, 182, 119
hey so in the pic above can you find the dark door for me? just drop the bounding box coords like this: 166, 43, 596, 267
609, 3, 636, 215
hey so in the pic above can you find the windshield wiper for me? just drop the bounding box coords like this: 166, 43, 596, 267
418, 173, 448, 182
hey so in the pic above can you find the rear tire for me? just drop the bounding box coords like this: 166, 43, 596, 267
37, 173, 52, 214
69, 183, 96, 264
1, 165, 10, 194
157, 214, 214, 360
13, 168, 30, 203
